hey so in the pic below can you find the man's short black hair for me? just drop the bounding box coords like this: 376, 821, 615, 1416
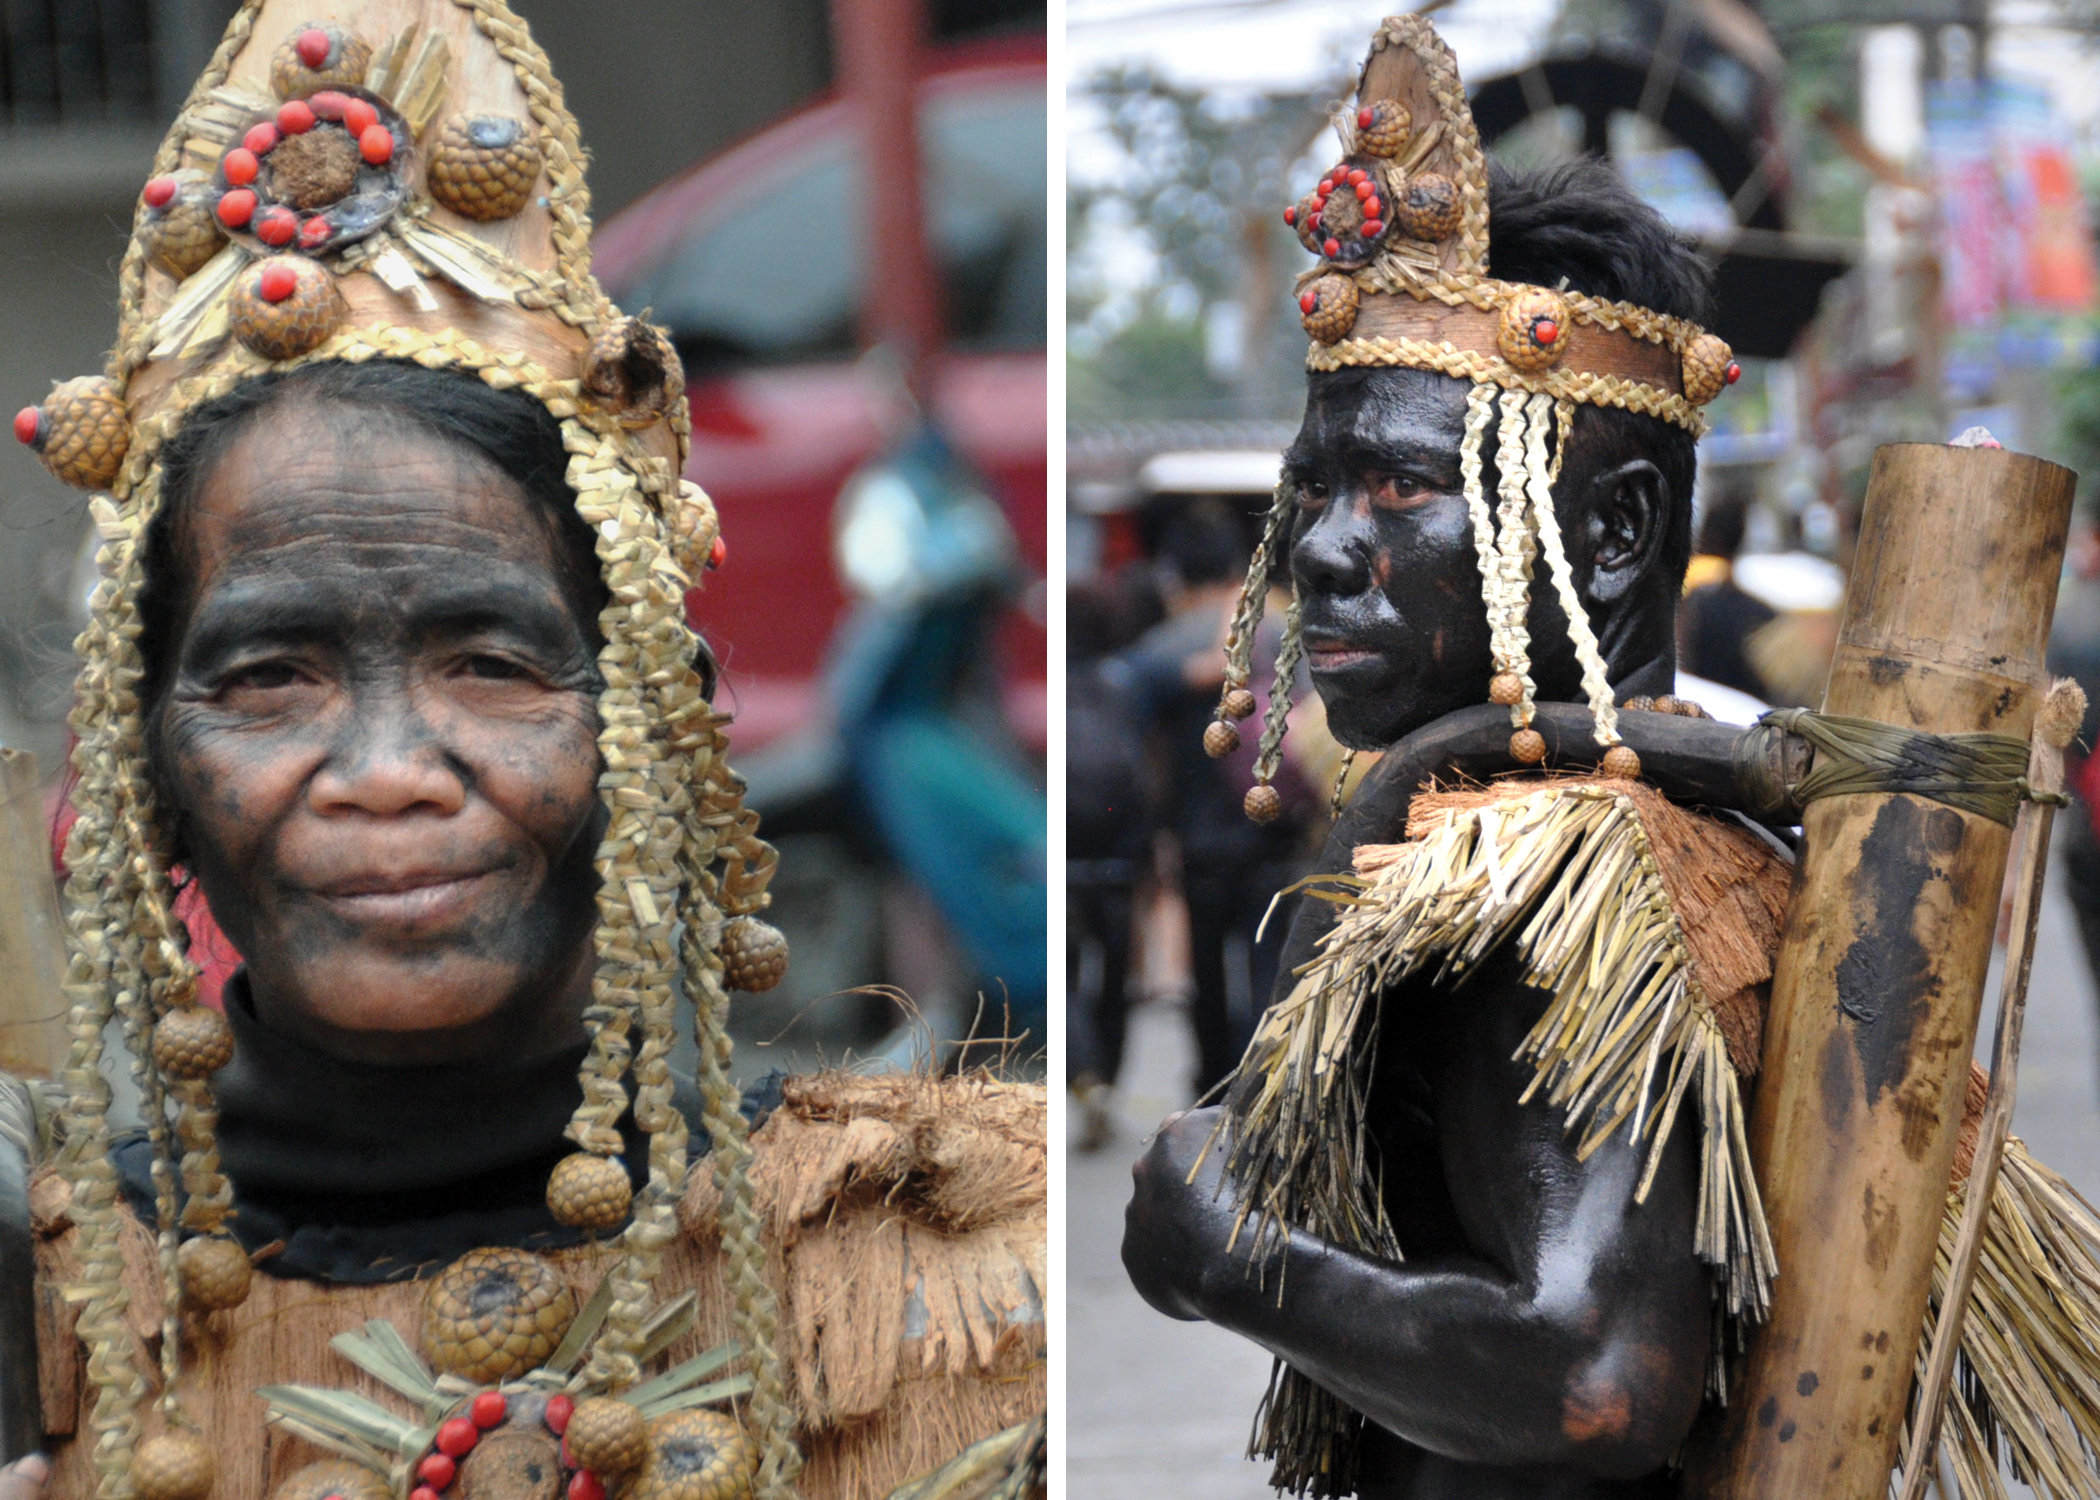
1485, 157, 1714, 588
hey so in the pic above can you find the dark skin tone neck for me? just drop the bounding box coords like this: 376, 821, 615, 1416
1123, 368, 1709, 1498
151, 400, 605, 1068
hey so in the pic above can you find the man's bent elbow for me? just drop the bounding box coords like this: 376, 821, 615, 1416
1556, 1342, 1707, 1479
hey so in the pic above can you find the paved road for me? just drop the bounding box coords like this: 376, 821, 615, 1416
1066, 849, 2100, 1500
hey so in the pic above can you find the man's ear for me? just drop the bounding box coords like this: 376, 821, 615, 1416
1583, 459, 1670, 607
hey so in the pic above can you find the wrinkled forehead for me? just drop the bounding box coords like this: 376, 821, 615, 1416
1287, 366, 1474, 471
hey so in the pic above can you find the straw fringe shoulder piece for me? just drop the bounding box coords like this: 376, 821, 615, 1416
28, 1073, 1046, 1500
1222, 773, 2100, 1499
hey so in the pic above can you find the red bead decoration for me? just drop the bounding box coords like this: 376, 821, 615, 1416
416, 1452, 457, 1488
1299, 290, 1318, 314
1347, 169, 1368, 186
244, 122, 279, 156
471, 1392, 508, 1429
1323, 237, 1340, 257
258, 263, 299, 303
359, 124, 393, 165
309, 90, 349, 120
1364, 196, 1381, 218
342, 97, 378, 136
708, 534, 727, 570
277, 99, 316, 135
296, 28, 332, 68
1361, 219, 1384, 238
567, 1472, 605, 1500
1308, 210, 1321, 229
412, 1488, 441, 1500
1318, 179, 1333, 196
143, 176, 178, 209
544, 1394, 574, 1435
222, 148, 259, 187
1725, 361, 1741, 384
256, 207, 297, 246
1358, 106, 1375, 129
1354, 181, 1372, 200
1534, 319, 1560, 346
12, 407, 42, 447
1282, 205, 1296, 226
436, 1417, 478, 1458
216, 188, 256, 228
299, 216, 334, 248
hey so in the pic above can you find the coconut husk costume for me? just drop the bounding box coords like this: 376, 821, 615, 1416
1206, 16, 2100, 1500
7, 5, 1043, 1499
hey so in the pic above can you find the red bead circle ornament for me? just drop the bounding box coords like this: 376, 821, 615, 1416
244, 122, 280, 155
359, 123, 394, 165
472, 1391, 509, 1429
1497, 287, 1571, 374
278, 99, 316, 135
256, 206, 297, 247
1292, 157, 1386, 267
222, 147, 259, 186
416, 1453, 456, 1489
308, 89, 349, 120
217, 89, 414, 255
215, 188, 257, 228
436, 1418, 479, 1459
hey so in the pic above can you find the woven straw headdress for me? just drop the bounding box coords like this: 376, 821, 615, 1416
1209, 15, 1741, 816
12, 3, 800, 1496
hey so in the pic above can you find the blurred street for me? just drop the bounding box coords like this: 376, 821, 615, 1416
1067, 843, 2100, 1500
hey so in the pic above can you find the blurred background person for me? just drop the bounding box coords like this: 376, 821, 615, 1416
1679, 483, 1777, 701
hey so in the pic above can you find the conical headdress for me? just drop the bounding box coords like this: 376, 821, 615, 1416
13, 4, 798, 1496
1209, 15, 1741, 818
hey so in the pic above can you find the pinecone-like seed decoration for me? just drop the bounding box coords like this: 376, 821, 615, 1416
228, 255, 347, 361
140, 170, 226, 280
153, 1005, 235, 1080
1681, 331, 1735, 405
26, 375, 130, 490
1392, 172, 1463, 242
1622, 695, 1657, 713
1222, 687, 1257, 721
1488, 672, 1525, 707
1203, 720, 1239, 759
1497, 287, 1571, 375
566, 1397, 650, 1476
1357, 98, 1411, 157
267, 1460, 390, 1500
628, 1409, 757, 1500
269, 23, 372, 97
178, 1234, 252, 1312
421, 1246, 578, 1383
1600, 745, 1643, 779
134, 1432, 214, 1500
1300, 273, 1359, 344
1510, 728, 1548, 765
719, 915, 789, 993
579, 317, 686, 430
546, 1150, 632, 1230
269, 126, 362, 209
1244, 784, 1282, 825
428, 113, 545, 222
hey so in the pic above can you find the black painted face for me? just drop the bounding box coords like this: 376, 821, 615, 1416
1286, 367, 1679, 751
151, 400, 605, 1066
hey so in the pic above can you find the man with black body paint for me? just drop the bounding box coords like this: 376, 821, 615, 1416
1121, 161, 1727, 1498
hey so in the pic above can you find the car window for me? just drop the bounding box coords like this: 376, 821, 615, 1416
624, 80, 1046, 372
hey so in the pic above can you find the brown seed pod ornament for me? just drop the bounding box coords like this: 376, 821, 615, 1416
428, 113, 545, 221
133, 1431, 215, 1500
267, 1460, 389, 1500
14, 375, 129, 490
546, 1149, 632, 1230
153, 1005, 235, 1080
1488, 671, 1525, 707
229, 256, 347, 361
1510, 728, 1548, 764
1391, 172, 1462, 243
628, 1408, 757, 1500
1496, 288, 1570, 374
1299, 273, 1360, 344
1599, 744, 1642, 779
719, 915, 789, 993
1681, 331, 1738, 405
421, 1246, 578, 1383
139, 170, 227, 280
1244, 784, 1282, 824
1203, 720, 1240, 759
580, 317, 686, 429
269, 23, 372, 97
1222, 687, 1257, 721
1355, 99, 1411, 158
566, 1397, 651, 1475
178, 1234, 252, 1312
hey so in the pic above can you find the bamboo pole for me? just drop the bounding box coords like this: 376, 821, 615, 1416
0, 750, 66, 1079
1689, 443, 2075, 1498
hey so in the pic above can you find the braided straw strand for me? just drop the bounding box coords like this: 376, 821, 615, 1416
1492, 390, 1540, 729
1525, 392, 1621, 748
1218, 473, 1296, 716
1252, 592, 1306, 790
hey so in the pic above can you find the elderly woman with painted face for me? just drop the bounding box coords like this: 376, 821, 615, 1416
6, 7, 1043, 1500
1122, 17, 2100, 1500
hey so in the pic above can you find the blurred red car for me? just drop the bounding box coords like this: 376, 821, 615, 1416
590, 35, 1047, 754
